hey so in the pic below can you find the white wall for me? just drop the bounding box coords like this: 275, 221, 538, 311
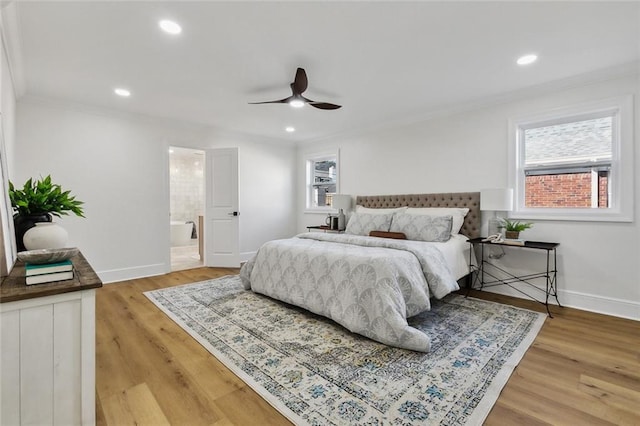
297, 72, 640, 320
236, 141, 297, 257
193, 128, 297, 260
14, 98, 297, 282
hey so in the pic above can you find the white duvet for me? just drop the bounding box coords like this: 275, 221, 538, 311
240, 233, 462, 352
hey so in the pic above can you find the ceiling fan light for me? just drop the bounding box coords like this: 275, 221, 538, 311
517, 54, 538, 65
114, 88, 131, 97
159, 20, 182, 35
289, 99, 304, 108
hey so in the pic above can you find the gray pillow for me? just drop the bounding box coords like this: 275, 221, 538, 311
389, 213, 453, 242
345, 212, 394, 236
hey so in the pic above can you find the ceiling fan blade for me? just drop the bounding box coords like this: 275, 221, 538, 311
309, 102, 342, 110
292, 68, 308, 94
301, 95, 342, 110
248, 96, 292, 105
250, 68, 340, 109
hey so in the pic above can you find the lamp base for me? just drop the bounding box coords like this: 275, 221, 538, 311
488, 217, 502, 237
337, 209, 346, 231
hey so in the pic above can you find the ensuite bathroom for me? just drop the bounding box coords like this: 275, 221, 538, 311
169, 147, 205, 271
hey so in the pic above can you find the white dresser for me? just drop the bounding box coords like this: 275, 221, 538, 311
0, 253, 102, 425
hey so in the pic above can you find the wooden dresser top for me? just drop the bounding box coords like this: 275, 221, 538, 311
1, 251, 102, 303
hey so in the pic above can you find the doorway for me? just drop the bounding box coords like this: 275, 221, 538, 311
169, 147, 205, 271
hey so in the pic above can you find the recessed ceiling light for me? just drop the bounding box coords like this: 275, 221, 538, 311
159, 19, 182, 35
517, 54, 538, 66
285, 126, 295, 133
114, 88, 131, 97
289, 99, 304, 108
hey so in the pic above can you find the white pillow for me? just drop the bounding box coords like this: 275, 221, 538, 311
355, 206, 408, 215
345, 212, 394, 236
404, 207, 469, 235
390, 213, 453, 242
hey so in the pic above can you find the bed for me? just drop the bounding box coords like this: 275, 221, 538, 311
240, 192, 480, 352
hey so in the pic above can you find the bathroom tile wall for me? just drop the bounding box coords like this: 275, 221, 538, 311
170, 151, 204, 237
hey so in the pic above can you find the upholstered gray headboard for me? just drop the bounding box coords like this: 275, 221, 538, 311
355, 192, 481, 239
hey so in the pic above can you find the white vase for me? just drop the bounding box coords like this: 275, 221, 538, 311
23, 222, 69, 250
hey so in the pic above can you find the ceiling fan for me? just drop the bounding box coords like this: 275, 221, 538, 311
249, 68, 342, 110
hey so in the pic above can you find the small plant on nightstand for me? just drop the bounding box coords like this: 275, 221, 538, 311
498, 218, 533, 239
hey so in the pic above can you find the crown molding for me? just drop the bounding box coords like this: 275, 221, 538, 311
19, 94, 296, 149
1, 1, 26, 98
301, 61, 640, 146
20, 93, 213, 131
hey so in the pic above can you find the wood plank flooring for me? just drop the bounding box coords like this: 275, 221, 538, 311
96, 268, 640, 425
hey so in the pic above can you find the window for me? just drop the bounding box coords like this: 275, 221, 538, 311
509, 96, 633, 222
306, 153, 338, 210
524, 115, 611, 208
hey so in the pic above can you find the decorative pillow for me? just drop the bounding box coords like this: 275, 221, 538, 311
345, 212, 394, 236
404, 207, 469, 235
369, 230, 407, 239
389, 213, 453, 242
355, 206, 408, 215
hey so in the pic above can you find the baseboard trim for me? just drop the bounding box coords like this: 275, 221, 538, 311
481, 285, 639, 321
98, 263, 166, 284
560, 289, 640, 320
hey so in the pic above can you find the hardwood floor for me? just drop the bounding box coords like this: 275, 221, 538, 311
96, 268, 640, 425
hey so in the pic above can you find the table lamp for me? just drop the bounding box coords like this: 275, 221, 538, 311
480, 188, 513, 237
332, 194, 352, 231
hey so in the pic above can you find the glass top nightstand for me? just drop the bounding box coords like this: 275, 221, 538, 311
306, 225, 343, 233
467, 237, 561, 317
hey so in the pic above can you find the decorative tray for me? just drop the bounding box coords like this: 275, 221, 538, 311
16, 247, 79, 265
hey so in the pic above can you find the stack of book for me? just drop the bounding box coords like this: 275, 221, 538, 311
25, 260, 74, 285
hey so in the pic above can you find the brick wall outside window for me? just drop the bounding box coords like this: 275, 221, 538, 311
525, 172, 609, 208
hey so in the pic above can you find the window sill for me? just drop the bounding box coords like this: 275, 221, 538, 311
304, 208, 336, 215
511, 208, 633, 223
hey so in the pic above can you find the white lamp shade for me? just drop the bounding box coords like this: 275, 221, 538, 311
480, 188, 513, 211
332, 194, 352, 211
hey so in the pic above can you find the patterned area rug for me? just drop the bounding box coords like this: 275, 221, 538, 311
145, 275, 545, 425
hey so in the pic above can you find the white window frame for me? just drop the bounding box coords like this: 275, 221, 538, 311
508, 95, 634, 222
304, 150, 340, 213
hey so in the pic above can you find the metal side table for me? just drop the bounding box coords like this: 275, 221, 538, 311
467, 237, 562, 317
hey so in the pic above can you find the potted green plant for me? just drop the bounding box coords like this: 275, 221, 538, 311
498, 218, 533, 239
8, 175, 85, 251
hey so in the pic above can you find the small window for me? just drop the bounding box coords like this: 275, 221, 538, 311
509, 96, 633, 222
523, 115, 611, 208
306, 153, 338, 210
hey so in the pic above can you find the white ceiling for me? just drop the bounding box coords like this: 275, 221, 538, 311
10, 1, 640, 143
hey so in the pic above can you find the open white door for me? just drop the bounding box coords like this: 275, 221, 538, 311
205, 148, 240, 267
